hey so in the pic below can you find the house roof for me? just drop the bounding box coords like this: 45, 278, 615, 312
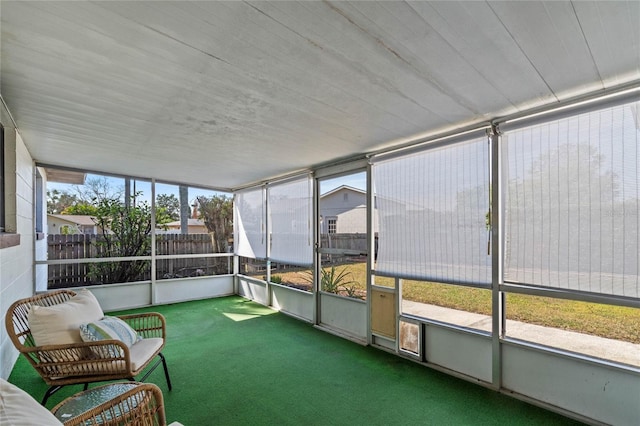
321, 185, 366, 198
2, 2, 639, 190
47, 215, 97, 226
164, 219, 206, 228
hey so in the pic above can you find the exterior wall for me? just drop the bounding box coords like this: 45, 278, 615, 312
319, 187, 379, 234
320, 187, 366, 234
0, 110, 35, 379
335, 204, 366, 233
47, 215, 82, 234
162, 219, 207, 234
47, 215, 98, 234
335, 205, 379, 234
186, 225, 206, 234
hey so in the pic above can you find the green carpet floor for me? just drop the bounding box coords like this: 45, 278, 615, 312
9, 296, 583, 425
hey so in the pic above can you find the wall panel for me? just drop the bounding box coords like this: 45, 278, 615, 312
502, 343, 640, 426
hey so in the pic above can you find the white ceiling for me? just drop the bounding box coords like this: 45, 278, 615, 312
1, 1, 639, 190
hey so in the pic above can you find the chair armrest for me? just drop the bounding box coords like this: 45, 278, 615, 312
23, 341, 131, 379
117, 313, 166, 339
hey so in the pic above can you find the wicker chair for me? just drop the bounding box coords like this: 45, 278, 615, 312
5, 290, 172, 405
51, 382, 169, 426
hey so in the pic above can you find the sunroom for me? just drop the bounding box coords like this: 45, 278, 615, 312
1, 2, 639, 425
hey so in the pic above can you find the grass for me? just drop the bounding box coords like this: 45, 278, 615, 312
271, 262, 640, 344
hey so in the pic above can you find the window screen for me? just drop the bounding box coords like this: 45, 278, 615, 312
234, 187, 266, 259
268, 176, 313, 266
502, 100, 639, 298
373, 136, 491, 285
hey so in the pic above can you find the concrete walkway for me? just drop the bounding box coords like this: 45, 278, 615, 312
403, 300, 640, 367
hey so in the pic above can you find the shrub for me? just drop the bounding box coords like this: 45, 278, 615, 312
305, 266, 363, 299
89, 194, 151, 284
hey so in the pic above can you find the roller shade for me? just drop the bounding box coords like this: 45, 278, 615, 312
234, 187, 266, 259
268, 176, 313, 266
373, 136, 491, 285
502, 100, 640, 298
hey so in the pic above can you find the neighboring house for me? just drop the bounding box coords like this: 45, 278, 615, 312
160, 218, 208, 234
47, 214, 101, 235
319, 185, 378, 234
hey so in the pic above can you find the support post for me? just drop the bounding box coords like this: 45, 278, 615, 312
490, 126, 503, 390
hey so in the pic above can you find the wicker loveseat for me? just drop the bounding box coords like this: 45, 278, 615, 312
5, 289, 172, 405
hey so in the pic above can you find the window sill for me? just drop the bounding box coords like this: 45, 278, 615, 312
0, 233, 21, 249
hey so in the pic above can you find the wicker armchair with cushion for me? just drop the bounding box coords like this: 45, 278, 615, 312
4, 289, 172, 405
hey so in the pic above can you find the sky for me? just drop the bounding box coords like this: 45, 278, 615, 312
47, 170, 367, 205
319, 172, 366, 194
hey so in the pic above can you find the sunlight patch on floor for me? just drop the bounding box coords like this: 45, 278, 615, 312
222, 307, 275, 321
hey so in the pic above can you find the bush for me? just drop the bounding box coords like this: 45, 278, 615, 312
89, 195, 151, 284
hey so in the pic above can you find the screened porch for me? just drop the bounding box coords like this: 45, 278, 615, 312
1, 2, 639, 425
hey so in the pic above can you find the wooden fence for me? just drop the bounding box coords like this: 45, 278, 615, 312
320, 233, 368, 253
47, 234, 230, 288
47, 233, 367, 288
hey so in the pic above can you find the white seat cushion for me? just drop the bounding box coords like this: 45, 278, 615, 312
129, 338, 164, 371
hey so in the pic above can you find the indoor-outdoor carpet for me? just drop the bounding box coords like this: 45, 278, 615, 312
8, 296, 584, 425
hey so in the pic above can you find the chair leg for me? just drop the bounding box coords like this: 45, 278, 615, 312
159, 352, 172, 391
41, 385, 63, 406
139, 352, 172, 391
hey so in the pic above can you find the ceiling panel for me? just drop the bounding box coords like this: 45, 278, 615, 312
573, 1, 640, 85
1, 1, 639, 190
488, 1, 604, 97
416, 1, 556, 112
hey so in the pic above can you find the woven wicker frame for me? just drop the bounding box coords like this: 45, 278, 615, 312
51, 382, 167, 426
5, 290, 172, 404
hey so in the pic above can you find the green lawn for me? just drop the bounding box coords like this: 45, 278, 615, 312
274, 262, 639, 344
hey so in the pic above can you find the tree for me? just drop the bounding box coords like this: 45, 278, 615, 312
47, 189, 79, 214
72, 176, 123, 204
156, 194, 180, 224
197, 195, 233, 253
504, 142, 625, 286
89, 195, 152, 284
48, 177, 124, 215
61, 202, 99, 216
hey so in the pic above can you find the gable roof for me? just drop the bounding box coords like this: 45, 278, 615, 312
321, 185, 366, 198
